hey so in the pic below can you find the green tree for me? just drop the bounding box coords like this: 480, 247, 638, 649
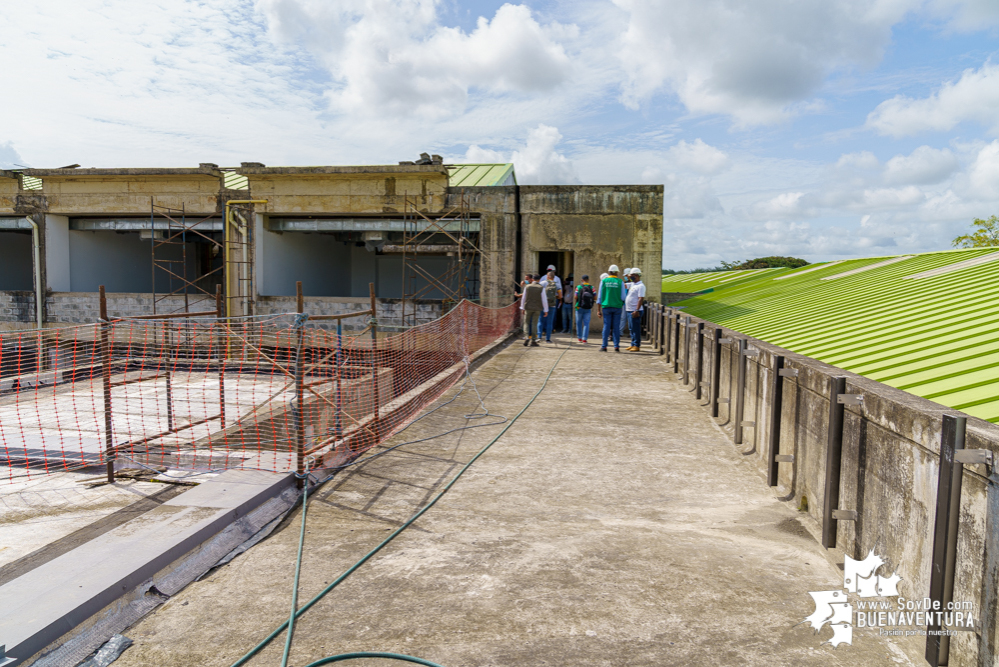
723, 256, 810, 270
952, 215, 999, 248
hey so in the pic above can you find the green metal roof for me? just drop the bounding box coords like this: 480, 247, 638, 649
661, 267, 787, 293
670, 248, 999, 423
447, 163, 516, 187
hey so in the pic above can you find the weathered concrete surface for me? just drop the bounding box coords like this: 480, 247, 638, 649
672, 307, 996, 665
112, 336, 913, 667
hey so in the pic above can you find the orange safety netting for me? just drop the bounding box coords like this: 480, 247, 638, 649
0, 301, 519, 483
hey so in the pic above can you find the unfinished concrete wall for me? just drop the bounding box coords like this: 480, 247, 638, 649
257, 226, 352, 297
669, 309, 999, 665
22, 168, 224, 214
0, 172, 16, 213
241, 166, 448, 214
255, 296, 442, 330
519, 185, 663, 303
450, 187, 519, 308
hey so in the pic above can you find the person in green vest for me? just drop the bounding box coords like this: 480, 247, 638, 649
596, 265, 627, 352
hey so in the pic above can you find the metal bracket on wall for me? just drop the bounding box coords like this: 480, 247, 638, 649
831, 509, 858, 521
837, 393, 864, 406
740, 421, 756, 428
743, 348, 759, 358
719, 337, 735, 344
717, 398, 730, 404
699, 381, 711, 387
779, 368, 799, 378
954, 449, 993, 467
775, 454, 795, 462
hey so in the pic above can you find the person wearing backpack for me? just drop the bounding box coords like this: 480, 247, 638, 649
519, 274, 548, 347
574, 275, 595, 343
596, 265, 627, 352
538, 267, 562, 343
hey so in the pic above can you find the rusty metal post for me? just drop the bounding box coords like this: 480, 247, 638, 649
99, 286, 115, 483
822, 376, 847, 548
734, 339, 747, 445
672, 314, 681, 374
710, 327, 722, 418
693, 322, 704, 399
216, 285, 226, 428
294, 281, 306, 487
369, 282, 380, 440
767, 355, 786, 487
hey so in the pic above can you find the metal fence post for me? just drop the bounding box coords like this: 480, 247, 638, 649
215, 285, 226, 428
822, 376, 847, 548
369, 282, 380, 440
767, 355, 786, 487
710, 327, 722, 418
682, 317, 691, 385
659, 307, 666, 356
294, 281, 306, 487
926, 414, 967, 666
99, 286, 115, 483
734, 339, 747, 445
665, 310, 673, 363
693, 322, 704, 399
672, 314, 681, 374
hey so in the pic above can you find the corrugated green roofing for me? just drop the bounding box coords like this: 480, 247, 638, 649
448, 163, 516, 187
661, 267, 787, 293
670, 248, 999, 423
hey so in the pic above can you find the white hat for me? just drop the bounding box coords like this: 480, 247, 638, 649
600, 272, 608, 281
608, 264, 619, 273
547, 265, 556, 271
624, 268, 633, 275
631, 267, 642, 276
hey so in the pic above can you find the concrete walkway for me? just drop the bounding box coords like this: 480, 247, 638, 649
114, 335, 918, 667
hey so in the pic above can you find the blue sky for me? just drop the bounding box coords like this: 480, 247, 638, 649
2, 0, 998, 269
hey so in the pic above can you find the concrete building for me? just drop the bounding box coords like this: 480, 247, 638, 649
0, 159, 663, 330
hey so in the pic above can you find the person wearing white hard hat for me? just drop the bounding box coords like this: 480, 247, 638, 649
596, 265, 627, 351
620, 269, 633, 338
625, 267, 646, 351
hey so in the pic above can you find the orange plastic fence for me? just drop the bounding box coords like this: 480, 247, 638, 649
0, 301, 519, 483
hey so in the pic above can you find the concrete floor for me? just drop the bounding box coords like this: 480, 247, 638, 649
112, 335, 918, 667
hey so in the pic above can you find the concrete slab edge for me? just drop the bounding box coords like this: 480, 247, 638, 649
19, 479, 299, 667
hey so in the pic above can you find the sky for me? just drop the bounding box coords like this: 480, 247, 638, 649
2, 1, 998, 270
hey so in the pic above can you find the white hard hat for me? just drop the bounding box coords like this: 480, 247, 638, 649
624, 268, 633, 275
547, 265, 556, 271
608, 264, 619, 273
631, 267, 642, 276
600, 273, 608, 281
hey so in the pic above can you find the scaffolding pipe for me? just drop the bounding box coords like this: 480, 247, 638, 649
24, 217, 43, 332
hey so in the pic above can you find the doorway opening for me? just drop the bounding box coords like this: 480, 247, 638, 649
538, 251, 574, 283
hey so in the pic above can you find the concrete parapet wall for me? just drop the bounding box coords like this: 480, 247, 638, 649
662, 292, 701, 304
670, 310, 998, 664
255, 296, 443, 330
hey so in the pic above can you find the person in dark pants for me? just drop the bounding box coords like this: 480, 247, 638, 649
520, 275, 548, 347
596, 265, 627, 352
625, 268, 646, 351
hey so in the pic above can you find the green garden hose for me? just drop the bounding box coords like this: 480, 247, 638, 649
231, 343, 571, 667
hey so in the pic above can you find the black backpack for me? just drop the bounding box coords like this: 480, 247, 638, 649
544, 281, 559, 306
577, 284, 594, 309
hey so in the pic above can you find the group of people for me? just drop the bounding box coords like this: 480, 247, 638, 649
518, 263, 646, 352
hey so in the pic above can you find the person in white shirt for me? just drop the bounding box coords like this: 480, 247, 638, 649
625, 268, 646, 351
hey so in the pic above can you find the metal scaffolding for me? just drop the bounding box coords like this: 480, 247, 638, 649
400, 191, 481, 327
150, 199, 222, 315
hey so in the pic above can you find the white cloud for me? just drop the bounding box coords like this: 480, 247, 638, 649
750, 192, 813, 220
667, 139, 730, 175
613, 0, 915, 126
836, 151, 881, 171
884, 146, 959, 184
867, 62, 999, 137
461, 124, 578, 184
258, 0, 575, 119
0, 142, 25, 169
966, 140, 999, 200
